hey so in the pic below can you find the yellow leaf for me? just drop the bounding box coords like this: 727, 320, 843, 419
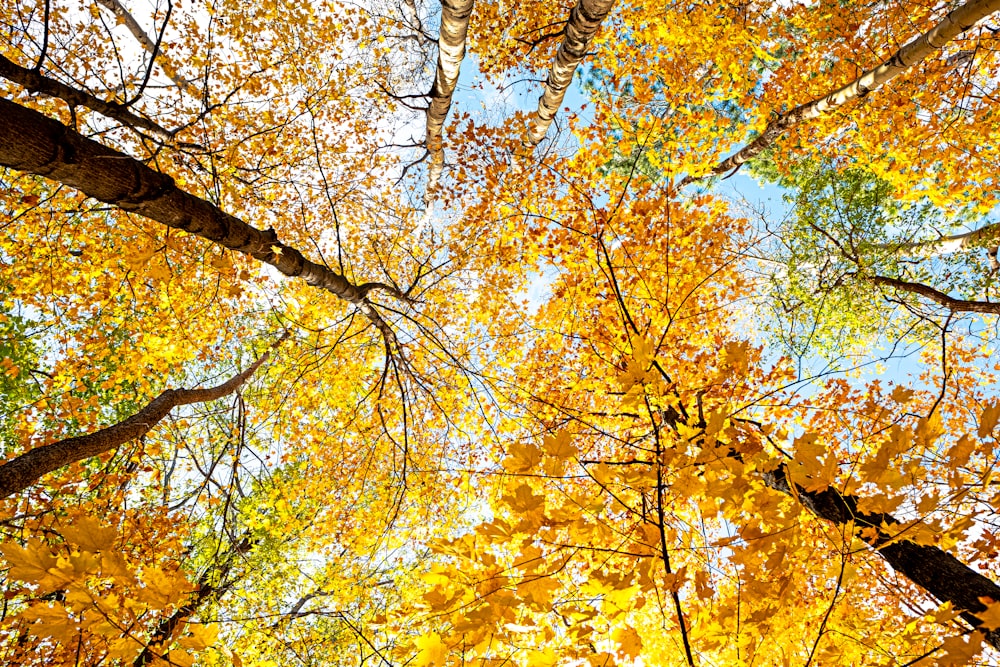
542, 430, 576, 460
0, 539, 58, 583
930, 630, 983, 666
505, 441, 541, 473
125, 244, 156, 271
147, 261, 171, 281
413, 632, 448, 666
210, 253, 233, 270
974, 598, 1000, 631
890, 386, 915, 404
613, 626, 643, 660
979, 402, 1000, 438
60, 516, 117, 552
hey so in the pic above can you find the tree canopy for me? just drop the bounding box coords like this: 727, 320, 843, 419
3, 0, 1000, 665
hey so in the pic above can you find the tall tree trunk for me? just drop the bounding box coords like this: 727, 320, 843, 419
0, 334, 286, 499
523, 0, 615, 148
421, 0, 474, 230
0, 96, 400, 345
696, 0, 1000, 181
763, 462, 1000, 649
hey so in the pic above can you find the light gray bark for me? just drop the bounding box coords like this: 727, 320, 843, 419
94, 0, 201, 99
421, 0, 474, 231
698, 0, 1000, 180
524, 0, 615, 147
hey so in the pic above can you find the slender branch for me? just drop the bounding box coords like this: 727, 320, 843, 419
94, 0, 201, 99
0, 333, 288, 499
690, 0, 1000, 182
123, 0, 173, 106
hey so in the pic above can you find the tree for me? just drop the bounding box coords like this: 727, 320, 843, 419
3, 0, 1000, 665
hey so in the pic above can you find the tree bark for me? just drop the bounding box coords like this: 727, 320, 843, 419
0, 334, 286, 499
886, 223, 1000, 260
869, 275, 1000, 314
696, 0, 1000, 181
523, 0, 615, 147
0, 96, 399, 345
763, 462, 1000, 649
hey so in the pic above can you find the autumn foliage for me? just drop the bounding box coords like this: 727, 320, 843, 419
2, 0, 1000, 665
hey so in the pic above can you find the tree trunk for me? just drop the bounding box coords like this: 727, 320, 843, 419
523, 0, 615, 147
762, 462, 1000, 649
420, 0, 474, 231
698, 0, 1000, 180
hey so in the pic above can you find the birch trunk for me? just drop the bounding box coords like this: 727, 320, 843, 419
0, 97, 399, 345
523, 0, 615, 147
0, 334, 285, 499
701, 0, 1000, 180
421, 0, 474, 230
886, 223, 1000, 259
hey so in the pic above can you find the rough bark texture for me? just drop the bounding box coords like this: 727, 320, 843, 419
699, 0, 1000, 180
0, 97, 399, 343
424, 0, 474, 200
869, 275, 1000, 314
763, 462, 1000, 649
524, 0, 615, 147
94, 0, 201, 99
0, 335, 285, 499
0, 54, 174, 139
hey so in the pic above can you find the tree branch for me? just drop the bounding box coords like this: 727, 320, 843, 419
94, 0, 201, 100
0, 54, 175, 139
762, 462, 1000, 649
0, 333, 288, 499
869, 275, 1000, 314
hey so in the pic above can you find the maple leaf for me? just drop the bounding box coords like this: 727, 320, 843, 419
931, 631, 983, 666
612, 625, 643, 659
974, 598, 1000, 631
979, 401, 1000, 438
504, 441, 541, 473
542, 430, 576, 460
60, 516, 117, 552
413, 633, 449, 666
